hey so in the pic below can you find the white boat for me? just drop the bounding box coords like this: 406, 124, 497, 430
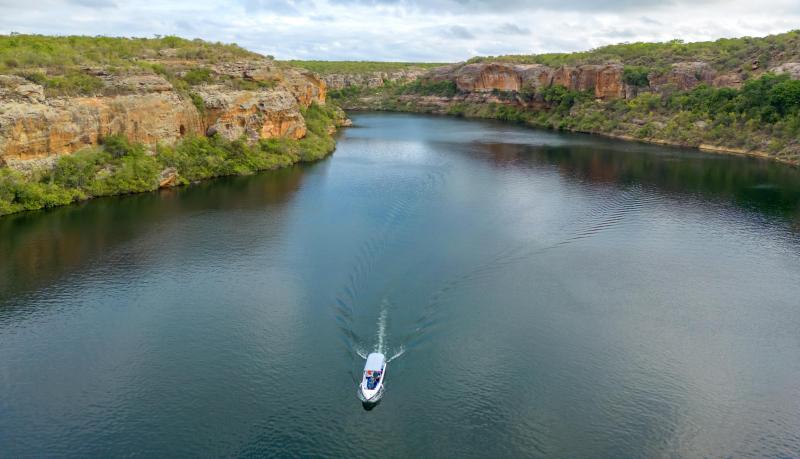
359, 352, 386, 403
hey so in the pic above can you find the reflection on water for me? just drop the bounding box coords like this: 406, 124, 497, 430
0, 166, 306, 301
477, 140, 800, 223
1, 112, 799, 458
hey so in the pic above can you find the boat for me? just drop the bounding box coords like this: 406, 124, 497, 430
359, 352, 386, 404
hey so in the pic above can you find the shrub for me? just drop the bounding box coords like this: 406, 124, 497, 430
623, 66, 650, 87
182, 67, 212, 86
400, 80, 458, 97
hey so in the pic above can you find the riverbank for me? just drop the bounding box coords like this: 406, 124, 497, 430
333, 91, 800, 167
0, 103, 345, 217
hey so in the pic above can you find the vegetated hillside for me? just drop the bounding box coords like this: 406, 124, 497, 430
0, 34, 302, 97
331, 31, 800, 165
287, 60, 446, 91
469, 30, 800, 73
286, 60, 443, 75
0, 34, 347, 216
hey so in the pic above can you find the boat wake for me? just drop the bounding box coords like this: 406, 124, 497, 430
354, 300, 405, 362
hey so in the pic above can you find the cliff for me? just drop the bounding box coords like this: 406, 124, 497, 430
0, 35, 348, 217
420, 61, 752, 101
0, 38, 328, 169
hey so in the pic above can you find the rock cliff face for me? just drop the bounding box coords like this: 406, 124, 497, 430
0, 59, 327, 168
418, 60, 763, 102
193, 86, 307, 141
0, 91, 202, 168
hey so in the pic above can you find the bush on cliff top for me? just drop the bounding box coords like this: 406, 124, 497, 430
467, 30, 800, 72
0, 34, 258, 72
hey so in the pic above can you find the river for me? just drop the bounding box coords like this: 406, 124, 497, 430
2, 113, 800, 457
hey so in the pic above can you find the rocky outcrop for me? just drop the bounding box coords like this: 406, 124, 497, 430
0, 91, 202, 168
455, 63, 522, 92
212, 60, 326, 107
595, 65, 626, 99
0, 59, 328, 168
648, 62, 716, 92
193, 86, 306, 141
0, 75, 45, 103
515, 64, 555, 91
412, 60, 759, 102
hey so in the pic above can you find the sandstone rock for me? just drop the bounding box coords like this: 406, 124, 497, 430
455, 63, 522, 92
1, 57, 325, 168
101, 74, 174, 93
595, 64, 625, 99
649, 62, 716, 92
0, 75, 45, 103
193, 86, 307, 141
213, 60, 326, 107
0, 92, 202, 165
213, 60, 283, 84
158, 167, 179, 188
553, 65, 598, 93
283, 69, 327, 107
514, 64, 554, 91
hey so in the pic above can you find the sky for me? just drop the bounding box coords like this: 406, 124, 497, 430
1, 0, 800, 62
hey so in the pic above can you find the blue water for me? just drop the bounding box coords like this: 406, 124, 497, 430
2, 113, 800, 457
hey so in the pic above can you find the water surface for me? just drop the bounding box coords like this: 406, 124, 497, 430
2, 113, 800, 457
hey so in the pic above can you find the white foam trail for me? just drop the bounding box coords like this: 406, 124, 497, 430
376, 300, 389, 354
387, 345, 405, 362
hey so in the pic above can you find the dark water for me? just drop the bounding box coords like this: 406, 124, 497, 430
2, 113, 800, 458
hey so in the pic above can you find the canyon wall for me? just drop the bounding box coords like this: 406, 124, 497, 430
0, 60, 327, 169
422, 61, 760, 101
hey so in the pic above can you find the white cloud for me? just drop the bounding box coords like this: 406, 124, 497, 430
0, 0, 798, 61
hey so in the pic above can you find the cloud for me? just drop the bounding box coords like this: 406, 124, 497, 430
0, 0, 798, 61
441, 25, 475, 40
68, 0, 116, 7
495, 23, 531, 35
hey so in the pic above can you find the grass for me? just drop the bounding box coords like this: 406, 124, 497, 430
0, 103, 340, 217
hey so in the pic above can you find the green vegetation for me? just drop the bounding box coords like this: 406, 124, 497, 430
0, 103, 340, 217
0, 34, 258, 72
397, 80, 458, 97
623, 66, 650, 87
17, 70, 105, 97
329, 78, 458, 104
467, 30, 800, 72
285, 60, 443, 75
181, 67, 212, 86
0, 34, 268, 97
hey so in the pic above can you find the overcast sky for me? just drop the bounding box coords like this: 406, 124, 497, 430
1, 0, 799, 62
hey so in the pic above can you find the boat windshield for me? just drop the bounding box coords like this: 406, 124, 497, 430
365, 370, 382, 390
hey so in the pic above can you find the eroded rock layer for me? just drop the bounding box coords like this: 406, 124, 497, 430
419, 61, 758, 101
0, 59, 327, 168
